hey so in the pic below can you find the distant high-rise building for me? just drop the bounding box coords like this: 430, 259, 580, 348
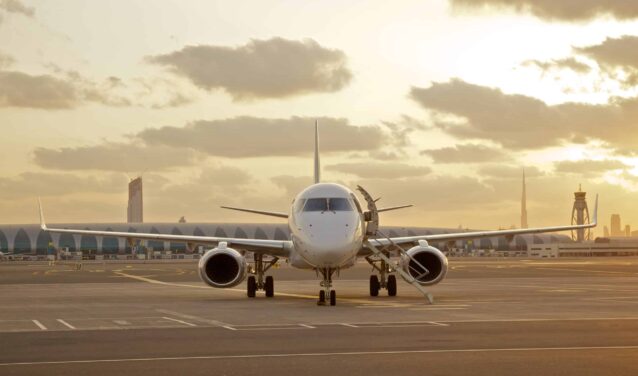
610, 214, 622, 237
178, 216, 187, 223
625, 225, 631, 237
127, 177, 143, 223
521, 170, 528, 229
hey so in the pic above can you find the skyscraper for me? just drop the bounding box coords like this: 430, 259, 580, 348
127, 177, 143, 223
610, 214, 622, 237
521, 170, 528, 229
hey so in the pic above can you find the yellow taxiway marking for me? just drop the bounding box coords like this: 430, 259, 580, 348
113, 270, 428, 306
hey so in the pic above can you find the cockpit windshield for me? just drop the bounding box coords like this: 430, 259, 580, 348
303, 198, 353, 212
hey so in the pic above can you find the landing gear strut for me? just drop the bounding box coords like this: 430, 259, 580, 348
317, 268, 336, 306
246, 253, 278, 298
366, 256, 398, 297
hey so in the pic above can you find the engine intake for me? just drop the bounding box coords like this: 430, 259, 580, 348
400, 241, 448, 286
198, 243, 247, 288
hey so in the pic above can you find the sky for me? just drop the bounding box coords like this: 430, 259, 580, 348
2, 0, 638, 234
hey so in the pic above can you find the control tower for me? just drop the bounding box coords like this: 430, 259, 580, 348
570, 185, 590, 242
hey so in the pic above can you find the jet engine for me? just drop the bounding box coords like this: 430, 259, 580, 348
198, 242, 247, 288
399, 240, 448, 286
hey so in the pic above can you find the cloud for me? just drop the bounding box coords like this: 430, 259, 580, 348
409, 79, 638, 151
554, 159, 627, 175
0, 52, 14, 68
421, 143, 508, 163
478, 165, 544, 179
0, 67, 195, 109
326, 162, 432, 179
575, 36, 638, 70
138, 116, 387, 157
33, 143, 200, 172
0, 172, 125, 199
146, 37, 352, 100
522, 57, 591, 74
0, 0, 34, 17
271, 175, 313, 198
0, 71, 78, 109
450, 0, 638, 21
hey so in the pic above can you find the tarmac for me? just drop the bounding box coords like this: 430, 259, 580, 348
1, 257, 638, 375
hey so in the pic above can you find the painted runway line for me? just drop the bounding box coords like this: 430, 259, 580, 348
3, 345, 638, 367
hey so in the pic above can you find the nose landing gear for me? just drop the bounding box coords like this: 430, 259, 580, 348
317, 268, 336, 306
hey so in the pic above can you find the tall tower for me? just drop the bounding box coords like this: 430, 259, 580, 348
127, 177, 143, 223
610, 214, 622, 236
571, 184, 590, 242
521, 170, 528, 229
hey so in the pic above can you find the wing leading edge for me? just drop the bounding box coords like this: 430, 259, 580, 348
372, 194, 599, 248
38, 201, 292, 257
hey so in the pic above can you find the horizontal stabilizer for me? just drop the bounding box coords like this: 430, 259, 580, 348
220, 206, 288, 219
377, 205, 413, 213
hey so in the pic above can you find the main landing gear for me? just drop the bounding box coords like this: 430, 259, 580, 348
367, 256, 398, 297
317, 268, 337, 306
247, 253, 278, 298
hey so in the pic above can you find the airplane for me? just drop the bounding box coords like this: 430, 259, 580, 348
0, 251, 16, 260
38, 121, 598, 306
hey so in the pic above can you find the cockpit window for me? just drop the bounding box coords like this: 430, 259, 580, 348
303, 198, 353, 212
303, 198, 328, 212
294, 199, 306, 213
329, 198, 352, 211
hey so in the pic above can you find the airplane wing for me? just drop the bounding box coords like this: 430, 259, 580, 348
38, 202, 292, 257
368, 194, 598, 249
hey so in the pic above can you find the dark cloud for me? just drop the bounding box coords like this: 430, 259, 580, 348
450, 0, 638, 21
326, 162, 432, 179
0, 71, 78, 109
421, 143, 507, 163
33, 144, 200, 172
576, 36, 638, 70
410, 79, 638, 151
554, 159, 627, 175
0, 0, 34, 17
522, 57, 591, 74
138, 116, 387, 158
146, 37, 352, 100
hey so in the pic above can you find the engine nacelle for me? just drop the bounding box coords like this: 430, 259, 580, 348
400, 240, 448, 286
198, 243, 247, 288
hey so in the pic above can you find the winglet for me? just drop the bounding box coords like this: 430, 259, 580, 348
38, 198, 47, 231
314, 120, 320, 184
591, 194, 598, 225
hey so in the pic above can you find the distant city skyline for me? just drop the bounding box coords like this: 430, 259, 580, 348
2, 1, 638, 229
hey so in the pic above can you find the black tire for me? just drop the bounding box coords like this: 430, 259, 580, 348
247, 276, 256, 298
369, 275, 380, 297
330, 290, 336, 306
265, 276, 274, 297
387, 275, 397, 296
318, 290, 326, 304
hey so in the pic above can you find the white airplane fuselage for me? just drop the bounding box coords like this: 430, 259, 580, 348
288, 183, 364, 270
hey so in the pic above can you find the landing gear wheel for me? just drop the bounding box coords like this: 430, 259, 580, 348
318, 290, 326, 305
387, 275, 397, 296
247, 276, 256, 298
264, 276, 274, 297
369, 275, 380, 297
330, 290, 336, 306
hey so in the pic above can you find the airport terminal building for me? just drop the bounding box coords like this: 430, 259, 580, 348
0, 222, 570, 257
